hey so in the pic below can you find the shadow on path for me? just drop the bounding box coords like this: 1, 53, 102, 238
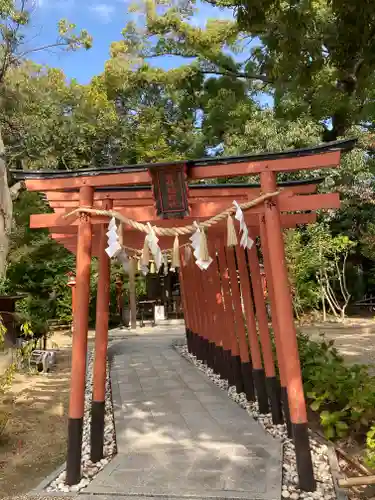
84, 332, 281, 500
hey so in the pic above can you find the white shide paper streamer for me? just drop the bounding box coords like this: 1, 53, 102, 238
189, 224, 212, 270
233, 201, 254, 250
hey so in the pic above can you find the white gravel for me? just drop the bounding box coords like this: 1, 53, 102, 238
176, 344, 337, 500
45, 351, 116, 493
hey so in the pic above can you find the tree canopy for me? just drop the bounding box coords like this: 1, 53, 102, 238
1, 0, 375, 328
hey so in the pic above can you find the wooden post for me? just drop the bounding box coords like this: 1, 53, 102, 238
216, 239, 243, 391
115, 275, 123, 324
195, 258, 210, 365
67, 274, 76, 334
235, 247, 266, 406
246, 234, 283, 424
179, 253, 192, 351
259, 218, 292, 435
72, 285, 76, 330
91, 200, 112, 463
199, 250, 215, 369
185, 253, 201, 359
191, 251, 210, 364
225, 246, 252, 397
189, 254, 203, 359
206, 242, 225, 375
180, 252, 196, 354
129, 259, 137, 329
260, 171, 316, 492
66, 186, 93, 486
208, 242, 228, 380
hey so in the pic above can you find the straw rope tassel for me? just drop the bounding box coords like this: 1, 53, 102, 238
199, 229, 210, 261
141, 237, 150, 266
227, 215, 238, 247
118, 222, 124, 246
171, 235, 180, 268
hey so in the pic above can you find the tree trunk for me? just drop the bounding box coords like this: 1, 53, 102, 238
0, 130, 13, 278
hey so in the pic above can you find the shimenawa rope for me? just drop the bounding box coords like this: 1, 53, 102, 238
64, 191, 280, 237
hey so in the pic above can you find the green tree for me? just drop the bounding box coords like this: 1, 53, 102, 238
2, 63, 120, 170
206, 0, 375, 141
0, 0, 91, 276
285, 224, 357, 320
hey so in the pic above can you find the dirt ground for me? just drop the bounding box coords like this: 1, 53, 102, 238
0, 329, 95, 498
300, 317, 375, 369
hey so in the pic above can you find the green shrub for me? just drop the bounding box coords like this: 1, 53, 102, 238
296, 332, 375, 442
365, 425, 375, 468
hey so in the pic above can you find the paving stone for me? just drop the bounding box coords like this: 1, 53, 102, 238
86, 330, 282, 500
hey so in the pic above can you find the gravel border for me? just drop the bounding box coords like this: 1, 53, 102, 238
44, 351, 116, 494
175, 344, 339, 500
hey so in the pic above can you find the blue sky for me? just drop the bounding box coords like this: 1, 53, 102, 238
29, 0, 235, 84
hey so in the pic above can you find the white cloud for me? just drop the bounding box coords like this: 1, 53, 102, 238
89, 3, 116, 23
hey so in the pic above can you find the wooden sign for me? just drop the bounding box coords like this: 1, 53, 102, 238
149, 164, 189, 219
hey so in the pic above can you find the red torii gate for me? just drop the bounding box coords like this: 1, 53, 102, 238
11, 138, 356, 493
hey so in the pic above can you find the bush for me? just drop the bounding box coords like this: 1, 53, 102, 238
297, 331, 375, 443
365, 425, 375, 468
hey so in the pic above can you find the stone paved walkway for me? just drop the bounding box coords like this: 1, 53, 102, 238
83, 329, 282, 500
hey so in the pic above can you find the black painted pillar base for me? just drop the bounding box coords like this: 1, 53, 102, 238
195, 333, 202, 359
292, 422, 316, 491
204, 340, 209, 365
223, 349, 234, 385
200, 336, 208, 363
281, 386, 293, 438
220, 347, 228, 380
210, 342, 217, 371
219, 348, 228, 381
204, 338, 210, 365
66, 417, 83, 486
205, 340, 211, 366
231, 355, 244, 394
196, 334, 202, 361
189, 330, 194, 354
213, 344, 219, 370
91, 401, 105, 463
185, 328, 190, 351
191, 332, 198, 357
241, 362, 255, 401
213, 344, 222, 375
209, 341, 216, 369
195, 333, 201, 359
207, 341, 214, 369
253, 368, 269, 414
266, 376, 284, 425
186, 328, 192, 353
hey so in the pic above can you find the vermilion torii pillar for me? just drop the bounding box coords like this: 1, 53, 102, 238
91, 199, 113, 463
216, 242, 244, 392
226, 245, 256, 401
67, 273, 76, 333
260, 171, 316, 492
246, 235, 283, 425
66, 186, 94, 486
259, 217, 292, 437
236, 246, 268, 412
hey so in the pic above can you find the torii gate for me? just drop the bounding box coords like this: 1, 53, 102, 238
11, 138, 356, 493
